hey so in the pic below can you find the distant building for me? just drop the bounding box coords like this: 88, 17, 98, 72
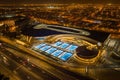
104, 35, 120, 54
0, 20, 15, 26
103, 34, 120, 65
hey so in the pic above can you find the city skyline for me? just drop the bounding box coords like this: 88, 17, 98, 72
0, 0, 120, 4
0, 2, 120, 80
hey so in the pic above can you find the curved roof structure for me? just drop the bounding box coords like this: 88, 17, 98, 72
33, 24, 90, 36
32, 34, 99, 63
76, 46, 98, 59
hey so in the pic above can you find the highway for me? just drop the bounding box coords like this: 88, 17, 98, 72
0, 40, 93, 80
0, 51, 41, 80
0, 46, 60, 80
1, 36, 119, 80
0, 36, 95, 80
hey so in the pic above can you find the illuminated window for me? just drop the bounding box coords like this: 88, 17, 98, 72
34, 43, 46, 49
54, 41, 62, 46
33, 41, 78, 61
59, 43, 69, 48
67, 45, 78, 51
51, 50, 63, 57
45, 47, 57, 54
59, 52, 73, 61
40, 45, 51, 51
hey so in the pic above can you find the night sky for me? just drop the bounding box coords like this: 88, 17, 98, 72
0, 0, 120, 4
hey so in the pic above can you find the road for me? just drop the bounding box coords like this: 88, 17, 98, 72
1, 36, 119, 80
0, 46, 60, 80
0, 41, 92, 80
0, 51, 41, 80
0, 36, 94, 80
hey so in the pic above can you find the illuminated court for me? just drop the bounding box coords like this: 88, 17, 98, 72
33, 41, 78, 61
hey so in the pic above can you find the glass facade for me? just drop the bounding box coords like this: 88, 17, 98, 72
53, 41, 62, 46
67, 45, 78, 51
51, 50, 63, 57
45, 47, 57, 54
40, 45, 51, 51
34, 43, 46, 49
59, 43, 70, 48
59, 52, 73, 61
